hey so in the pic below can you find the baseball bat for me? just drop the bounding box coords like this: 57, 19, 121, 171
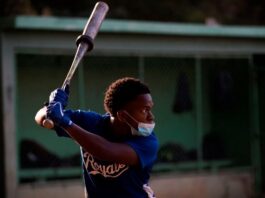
41, 1, 109, 129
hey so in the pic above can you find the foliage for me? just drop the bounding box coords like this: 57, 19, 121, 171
1, 0, 265, 25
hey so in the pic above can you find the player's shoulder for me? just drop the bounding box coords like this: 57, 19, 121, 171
143, 133, 159, 153
128, 132, 159, 150
65, 109, 102, 118
65, 109, 110, 129
144, 132, 159, 143
147, 132, 159, 148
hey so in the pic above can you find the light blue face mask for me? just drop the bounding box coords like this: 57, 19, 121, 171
124, 112, 155, 137
130, 122, 155, 136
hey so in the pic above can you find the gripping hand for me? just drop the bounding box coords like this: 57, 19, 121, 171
49, 85, 69, 108
46, 102, 72, 128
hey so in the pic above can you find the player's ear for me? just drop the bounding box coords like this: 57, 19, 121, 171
117, 110, 126, 122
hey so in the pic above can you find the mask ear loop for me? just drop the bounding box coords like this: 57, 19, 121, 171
121, 117, 138, 136
118, 111, 138, 135
123, 111, 138, 122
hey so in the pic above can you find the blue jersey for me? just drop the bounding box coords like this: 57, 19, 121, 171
55, 110, 159, 198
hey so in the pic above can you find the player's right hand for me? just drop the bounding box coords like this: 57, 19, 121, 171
46, 102, 72, 128
49, 85, 69, 108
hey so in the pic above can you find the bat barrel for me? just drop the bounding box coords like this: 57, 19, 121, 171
76, 1, 109, 51
83, 2, 109, 40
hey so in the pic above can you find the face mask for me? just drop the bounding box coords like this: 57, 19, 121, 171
131, 122, 155, 136
123, 111, 155, 137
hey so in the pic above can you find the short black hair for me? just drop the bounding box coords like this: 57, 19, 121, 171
104, 77, 150, 116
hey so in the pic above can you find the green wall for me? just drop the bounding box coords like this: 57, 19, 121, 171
202, 58, 251, 165
145, 57, 196, 150
16, 54, 80, 159
16, 53, 254, 181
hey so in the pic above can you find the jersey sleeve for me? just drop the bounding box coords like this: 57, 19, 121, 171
54, 109, 104, 137
126, 133, 159, 169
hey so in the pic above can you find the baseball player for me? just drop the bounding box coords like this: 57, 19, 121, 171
35, 77, 159, 198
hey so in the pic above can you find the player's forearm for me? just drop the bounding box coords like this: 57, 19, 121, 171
63, 123, 120, 160
62, 123, 138, 165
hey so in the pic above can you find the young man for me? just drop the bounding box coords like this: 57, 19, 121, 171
35, 77, 159, 198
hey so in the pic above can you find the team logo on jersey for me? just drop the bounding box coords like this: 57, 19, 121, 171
83, 151, 129, 178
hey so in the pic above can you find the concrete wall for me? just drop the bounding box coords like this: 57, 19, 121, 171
150, 171, 254, 198
17, 170, 254, 198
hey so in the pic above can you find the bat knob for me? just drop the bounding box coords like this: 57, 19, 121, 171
42, 119, 54, 129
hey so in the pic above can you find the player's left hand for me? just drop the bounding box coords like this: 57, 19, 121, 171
46, 102, 72, 128
49, 85, 69, 108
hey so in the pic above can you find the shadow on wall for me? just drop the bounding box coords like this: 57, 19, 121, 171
20, 139, 80, 169
157, 132, 226, 163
